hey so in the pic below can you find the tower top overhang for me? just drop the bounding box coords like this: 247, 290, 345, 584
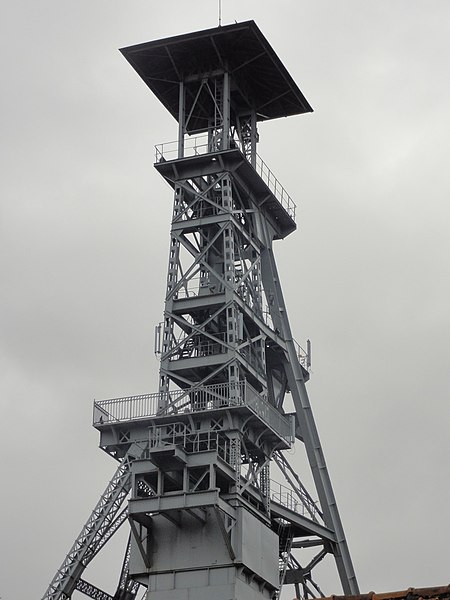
120, 20, 313, 133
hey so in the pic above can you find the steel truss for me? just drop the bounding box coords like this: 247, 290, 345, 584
151, 57, 358, 596
42, 444, 146, 600
76, 579, 112, 600
42, 21, 358, 600
150, 68, 358, 594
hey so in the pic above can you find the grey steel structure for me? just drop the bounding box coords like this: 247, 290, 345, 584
42, 21, 359, 600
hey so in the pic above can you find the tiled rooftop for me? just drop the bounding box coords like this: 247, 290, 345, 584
321, 585, 450, 600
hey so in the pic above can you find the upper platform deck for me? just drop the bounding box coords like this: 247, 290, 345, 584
120, 20, 312, 133
154, 141, 297, 239
93, 380, 294, 450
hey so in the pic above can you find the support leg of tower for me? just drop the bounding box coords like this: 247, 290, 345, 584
261, 245, 359, 595
41, 443, 147, 600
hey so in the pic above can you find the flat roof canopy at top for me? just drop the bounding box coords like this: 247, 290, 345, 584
120, 20, 313, 134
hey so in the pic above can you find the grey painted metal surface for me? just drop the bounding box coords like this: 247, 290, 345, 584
41, 20, 358, 600
41, 444, 146, 600
75, 579, 113, 600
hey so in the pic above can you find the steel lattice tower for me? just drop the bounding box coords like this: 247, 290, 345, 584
42, 21, 359, 600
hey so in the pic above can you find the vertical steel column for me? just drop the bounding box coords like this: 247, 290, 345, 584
250, 109, 257, 168
228, 433, 242, 491
260, 240, 359, 595
159, 186, 183, 398
221, 175, 241, 394
178, 81, 185, 158
260, 462, 271, 514
221, 71, 230, 150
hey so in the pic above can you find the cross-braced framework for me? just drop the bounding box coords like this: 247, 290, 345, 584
42, 443, 147, 600
41, 21, 358, 600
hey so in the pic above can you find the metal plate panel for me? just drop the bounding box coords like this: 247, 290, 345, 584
239, 507, 279, 589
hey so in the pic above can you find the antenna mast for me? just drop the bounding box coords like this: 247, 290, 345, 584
218, 0, 222, 26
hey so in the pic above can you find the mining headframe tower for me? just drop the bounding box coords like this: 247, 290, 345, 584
42, 20, 359, 600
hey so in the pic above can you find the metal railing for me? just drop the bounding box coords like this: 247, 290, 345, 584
244, 385, 293, 441
154, 134, 296, 221
293, 338, 311, 371
145, 422, 314, 519
146, 422, 315, 519
148, 422, 240, 469
155, 135, 210, 162
254, 154, 296, 219
93, 392, 163, 425
175, 276, 219, 299
93, 381, 293, 443
270, 479, 318, 519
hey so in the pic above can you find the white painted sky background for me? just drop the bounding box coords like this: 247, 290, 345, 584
1, 1, 449, 598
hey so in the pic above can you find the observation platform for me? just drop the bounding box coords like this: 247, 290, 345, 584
154, 143, 297, 239
93, 381, 294, 451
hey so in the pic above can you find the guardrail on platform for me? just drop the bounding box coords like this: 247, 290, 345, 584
155, 135, 296, 220
270, 479, 318, 519
93, 380, 293, 443
294, 338, 311, 371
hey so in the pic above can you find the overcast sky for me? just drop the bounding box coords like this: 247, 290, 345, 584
1, 2, 449, 599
